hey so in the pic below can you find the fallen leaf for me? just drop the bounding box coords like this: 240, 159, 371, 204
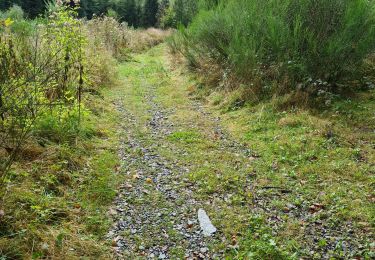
231, 234, 237, 245
4, 18, 14, 27
122, 183, 133, 189
109, 208, 117, 215
309, 203, 324, 213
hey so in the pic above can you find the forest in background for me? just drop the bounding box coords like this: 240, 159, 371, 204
0, 0, 199, 28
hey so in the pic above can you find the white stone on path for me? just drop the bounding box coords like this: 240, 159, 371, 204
198, 209, 217, 236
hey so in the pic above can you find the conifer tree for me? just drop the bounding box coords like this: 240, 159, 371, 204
143, 0, 158, 27
157, 0, 170, 27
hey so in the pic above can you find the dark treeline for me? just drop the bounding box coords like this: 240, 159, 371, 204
0, 0, 199, 28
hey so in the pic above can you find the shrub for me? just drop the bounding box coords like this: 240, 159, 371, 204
0, 3, 86, 186
172, 0, 375, 98
3, 4, 24, 21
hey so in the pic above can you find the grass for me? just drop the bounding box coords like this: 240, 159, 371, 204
3, 40, 373, 259
202, 77, 374, 258
168, 131, 202, 144
117, 44, 374, 258
0, 87, 124, 259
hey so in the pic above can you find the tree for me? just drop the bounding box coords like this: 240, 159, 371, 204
156, 0, 169, 27
174, 0, 185, 25
174, 0, 197, 26
117, 0, 138, 26
143, 0, 158, 27
0, 0, 45, 18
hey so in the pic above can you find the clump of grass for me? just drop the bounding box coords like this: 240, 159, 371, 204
87, 17, 171, 62
33, 106, 95, 144
236, 216, 290, 260
127, 27, 172, 53
168, 131, 201, 144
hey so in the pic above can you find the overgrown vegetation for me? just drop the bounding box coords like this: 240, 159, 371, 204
1, 0, 374, 259
164, 1, 375, 258
170, 0, 375, 105
0, 2, 169, 258
0, 3, 86, 190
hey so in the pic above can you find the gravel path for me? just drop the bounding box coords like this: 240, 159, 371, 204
105, 47, 374, 259
106, 79, 223, 259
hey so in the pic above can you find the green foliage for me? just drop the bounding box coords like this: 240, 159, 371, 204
173, 0, 375, 99
156, 0, 170, 27
113, 0, 140, 27
0, 3, 86, 189
238, 216, 290, 260
173, 0, 197, 27
0, 0, 45, 18
1, 4, 23, 20
0, 90, 121, 258
1, 0, 160, 28
168, 131, 201, 144
34, 106, 94, 144
143, 0, 158, 27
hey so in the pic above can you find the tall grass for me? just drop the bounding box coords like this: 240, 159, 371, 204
171, 0, 375, 100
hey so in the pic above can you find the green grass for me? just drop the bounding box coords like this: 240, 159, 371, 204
215, 90, 375, 258
6, 41, 371, 259
168, 131, 202, 144
0, 88, 123, 259
117, 44, 374, 258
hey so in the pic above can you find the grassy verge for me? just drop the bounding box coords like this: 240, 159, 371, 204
216, 91, 375, 258
148, 45, 373, 258
0, 89, 123, 259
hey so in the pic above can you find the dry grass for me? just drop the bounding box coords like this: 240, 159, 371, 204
127, 28, 172, 53
0, 92, 122, 259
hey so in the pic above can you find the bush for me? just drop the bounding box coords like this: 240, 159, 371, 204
2, 5, 24, 21
0, 3, 86, 184
173, 0, 375, 98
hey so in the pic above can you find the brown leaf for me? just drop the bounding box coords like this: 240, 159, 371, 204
122, 183, 133, 189
309, 203, 324, 213
231, 234, 238, 245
